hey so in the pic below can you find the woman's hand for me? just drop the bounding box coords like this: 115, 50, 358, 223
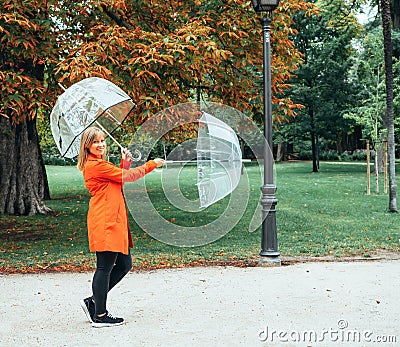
153, 158, 165, 168
121, 148, 133, 162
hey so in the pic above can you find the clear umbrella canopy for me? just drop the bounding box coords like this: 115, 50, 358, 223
197, 112, 242, 208
50, 77, 135, 158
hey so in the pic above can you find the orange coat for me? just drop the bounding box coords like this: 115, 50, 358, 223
83, 154, 157, 254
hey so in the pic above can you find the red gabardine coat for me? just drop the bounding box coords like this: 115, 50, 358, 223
83, 154, 157, 255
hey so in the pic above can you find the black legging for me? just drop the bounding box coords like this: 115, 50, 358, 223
92, 250, 132, 316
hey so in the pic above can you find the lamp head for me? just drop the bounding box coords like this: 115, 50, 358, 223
251, 0, 280, 13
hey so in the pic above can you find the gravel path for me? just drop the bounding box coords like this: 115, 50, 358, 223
1, 260, 399, 347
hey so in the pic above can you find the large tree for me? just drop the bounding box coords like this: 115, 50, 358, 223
288, 0, 362, 172
344, 26, 400, 151
0, 1, 58, 215
56, 0, 316, 123
1, 0, 315, 215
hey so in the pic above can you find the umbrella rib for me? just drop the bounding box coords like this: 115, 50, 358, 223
94, 121, 124, 150
103, 109, 122, 125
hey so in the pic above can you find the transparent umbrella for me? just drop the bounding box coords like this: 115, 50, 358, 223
50, 77, 139, 159
196, 112, 242, 208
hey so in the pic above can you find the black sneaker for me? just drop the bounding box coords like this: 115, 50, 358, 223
80, 297, 95, 323
92, 311, 124, 328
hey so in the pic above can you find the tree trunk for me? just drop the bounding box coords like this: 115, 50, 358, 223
393, 0, 400, 30
310, 108, 318, 172
336, 139, 343, 154
393, 0, 400, 58
374, 150, 380, 194
276, 141, 286, 162
374, 145, 385, 173
381, 0, 397, 211
0, 116, 51, 215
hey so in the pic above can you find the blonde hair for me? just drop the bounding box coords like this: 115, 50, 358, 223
77, 126, 106, 171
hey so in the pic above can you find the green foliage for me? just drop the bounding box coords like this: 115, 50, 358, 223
344, 24, 400, 154
0, 1, 61, 122
274, 0, 400, 159
282, 0, 363, 156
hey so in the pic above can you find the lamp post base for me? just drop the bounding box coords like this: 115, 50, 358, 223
258, 254, 281, 267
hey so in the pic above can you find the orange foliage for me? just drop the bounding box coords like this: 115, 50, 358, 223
0, 1, 60, 122
1, 0, 318, 128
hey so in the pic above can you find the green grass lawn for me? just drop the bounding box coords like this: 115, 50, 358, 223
0, 162, 399, 272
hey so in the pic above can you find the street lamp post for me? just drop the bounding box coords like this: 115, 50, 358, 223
250, 0, 281, 266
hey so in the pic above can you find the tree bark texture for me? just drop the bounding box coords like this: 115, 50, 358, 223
309, 108, 318, 173
393, 0, 400, 29
393, 0, 400, 58
381, 0, 397, 211
276, 141, 286, 162
0, 116, 51, 215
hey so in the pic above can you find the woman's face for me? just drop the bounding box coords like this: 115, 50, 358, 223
88, 135, 106, 158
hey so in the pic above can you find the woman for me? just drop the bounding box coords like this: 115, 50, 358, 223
77, 126, 164, 328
